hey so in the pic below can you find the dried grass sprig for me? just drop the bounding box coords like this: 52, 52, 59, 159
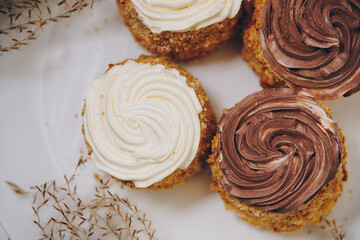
6, 151, 156, 239
319, 218, 346, 240
6, 181, 29, 195
0, 0, 98, 54
31, 175, 156, 239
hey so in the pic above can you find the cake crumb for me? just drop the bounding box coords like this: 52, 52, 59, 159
45, 121, 48, 126
75, 113, 78, 118
349, 189, 353, 194
94, 27, 99, 32
344, 217, 348, 221
104, 19, 108, 23
307, 229, 312, 235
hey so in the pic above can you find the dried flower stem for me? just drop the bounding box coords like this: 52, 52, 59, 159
0, 0, 98, 54
29, 174, 156, 239
319, 218, 346, 240
6, 149, 156, 239
6, 181, 29, 195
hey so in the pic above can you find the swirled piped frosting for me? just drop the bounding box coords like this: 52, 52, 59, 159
84, 60, 202, 188
219, 89, 342, 213
130, 0, 241, 33
258, 0, 360, 100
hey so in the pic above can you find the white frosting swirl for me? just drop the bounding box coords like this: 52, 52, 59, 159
84, 60, 202, 188
130, 0, 242, 33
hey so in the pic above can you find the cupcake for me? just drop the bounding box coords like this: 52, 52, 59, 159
208, 89, 347, 232
242, 0, 360, 100
83, 55, 216, 190
116, 0, 243, 61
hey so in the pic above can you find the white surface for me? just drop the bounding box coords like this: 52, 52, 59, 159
0, 222, 9, 240
0, 1, 360, 239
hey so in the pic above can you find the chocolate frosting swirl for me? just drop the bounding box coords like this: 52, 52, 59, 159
258, 0, 360, 100
219, 89, 342, 213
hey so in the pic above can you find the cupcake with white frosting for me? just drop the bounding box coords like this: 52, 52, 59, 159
83, 55, 216, 189
116, 0, 243, 61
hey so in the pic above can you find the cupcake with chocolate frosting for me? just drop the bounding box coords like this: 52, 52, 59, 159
116, 0, 243, 61
208, 89, 347, 232
242, 0, 360, 100
83, 55, 216, 190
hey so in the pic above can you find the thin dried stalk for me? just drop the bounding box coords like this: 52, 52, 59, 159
6, 149, 156, 239
0, 0, 98, 54
6, 181, 29, 195
319, 218, 346, 240
31, 175, 156, 239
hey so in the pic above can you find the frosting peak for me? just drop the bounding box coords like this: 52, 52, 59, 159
130, 0, 242, 33
219, 89, 342, 213
84, 61, 202, 188
259, 0, 360, 100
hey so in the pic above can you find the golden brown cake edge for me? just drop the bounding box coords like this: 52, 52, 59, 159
241, 0, 287, 88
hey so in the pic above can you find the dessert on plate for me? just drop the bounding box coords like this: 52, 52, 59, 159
83, 55, 216, 190
116, 0, 243, 61
208, 89, 347, 232
242, 0, 360, 100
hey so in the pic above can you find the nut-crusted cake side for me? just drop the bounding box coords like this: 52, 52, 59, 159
242, 0, 286, 89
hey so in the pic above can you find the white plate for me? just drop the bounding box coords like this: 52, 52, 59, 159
1, 1, 360, 239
